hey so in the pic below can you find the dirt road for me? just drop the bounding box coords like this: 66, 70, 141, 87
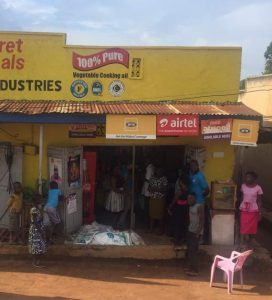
0, 254, 271, 300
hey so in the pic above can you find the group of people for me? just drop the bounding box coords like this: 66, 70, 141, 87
142, 159, 264, 275
6, 159, 264, 273
142, 159, 209, 276
7, 181, 62, 267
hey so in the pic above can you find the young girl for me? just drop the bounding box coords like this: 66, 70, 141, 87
105, 166, 124, 229
239, 171, 263, 249
43, 181, 62, 243
29, 195, 47, 267
168, 174, 189, 246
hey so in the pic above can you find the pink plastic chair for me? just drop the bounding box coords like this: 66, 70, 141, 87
210, 250, 253, 294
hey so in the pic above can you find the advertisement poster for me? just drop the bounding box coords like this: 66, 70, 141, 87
49, 157, 63, 186
67, 193, 77, 215
201, 119, 232, 140
106, 115, 156, 139
157, 115, 199, 136
68, 155, 81, 187
231, 119, 259, 147
69, 124, 97, 138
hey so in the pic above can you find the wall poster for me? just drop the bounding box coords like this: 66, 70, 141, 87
49, 157, 63, 186
67, 155, 81, 188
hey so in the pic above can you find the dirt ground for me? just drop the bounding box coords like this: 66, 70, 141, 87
0, 252, 271, 300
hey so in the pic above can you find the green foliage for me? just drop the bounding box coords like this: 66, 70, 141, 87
264, 41, 272, 74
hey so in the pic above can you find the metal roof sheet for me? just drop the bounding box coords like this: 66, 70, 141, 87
0, 100, 261, 117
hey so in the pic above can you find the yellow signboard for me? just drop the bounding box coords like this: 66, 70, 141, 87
0, 32, 241, 102
106, 115, 156, 139
231, 119, 259, 147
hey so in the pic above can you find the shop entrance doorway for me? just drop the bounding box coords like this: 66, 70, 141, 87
83, 145, 185, 230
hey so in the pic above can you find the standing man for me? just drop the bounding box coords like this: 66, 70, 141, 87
141, 157, 154, 230
189, 160, 209, 243
186, 193, 204, 276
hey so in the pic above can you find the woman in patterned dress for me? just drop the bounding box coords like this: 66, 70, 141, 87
149, 167, 168, 234
28, 195, 47, 267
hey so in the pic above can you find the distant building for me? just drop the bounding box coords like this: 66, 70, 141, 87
239, 74, 272, 117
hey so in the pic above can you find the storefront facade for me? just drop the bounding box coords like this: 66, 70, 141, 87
0, 32, 261, 236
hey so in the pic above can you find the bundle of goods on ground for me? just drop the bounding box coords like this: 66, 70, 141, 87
67, 222, 145, 246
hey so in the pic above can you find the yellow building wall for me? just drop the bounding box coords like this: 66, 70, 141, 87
0, 32, 241, 102
0, 123, 234, 188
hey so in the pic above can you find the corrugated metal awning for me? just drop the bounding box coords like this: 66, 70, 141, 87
0, 100, 261, 117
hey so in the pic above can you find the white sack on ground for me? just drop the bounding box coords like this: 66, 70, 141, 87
70, 222, 145, 246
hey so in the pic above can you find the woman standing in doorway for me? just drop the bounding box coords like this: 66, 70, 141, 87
168, 174, 189, 246
239, 171, 263, 249
149, 167, 168, 234
105, 165, 124, 229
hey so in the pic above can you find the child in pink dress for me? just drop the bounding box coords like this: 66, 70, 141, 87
240, 171, 263, 249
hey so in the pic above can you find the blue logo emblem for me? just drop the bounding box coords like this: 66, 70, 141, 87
70, 80, 88, 98
92, 81, 103, 96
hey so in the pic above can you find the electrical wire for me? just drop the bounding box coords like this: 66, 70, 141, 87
122, 87, 272, 102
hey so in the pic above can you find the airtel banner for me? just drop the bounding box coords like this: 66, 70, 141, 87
157, 115, 199, 136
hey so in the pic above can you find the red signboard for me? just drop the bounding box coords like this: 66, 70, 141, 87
73, 48, 129, 71
157, 115, 199, 136
201, 119, 232, 140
